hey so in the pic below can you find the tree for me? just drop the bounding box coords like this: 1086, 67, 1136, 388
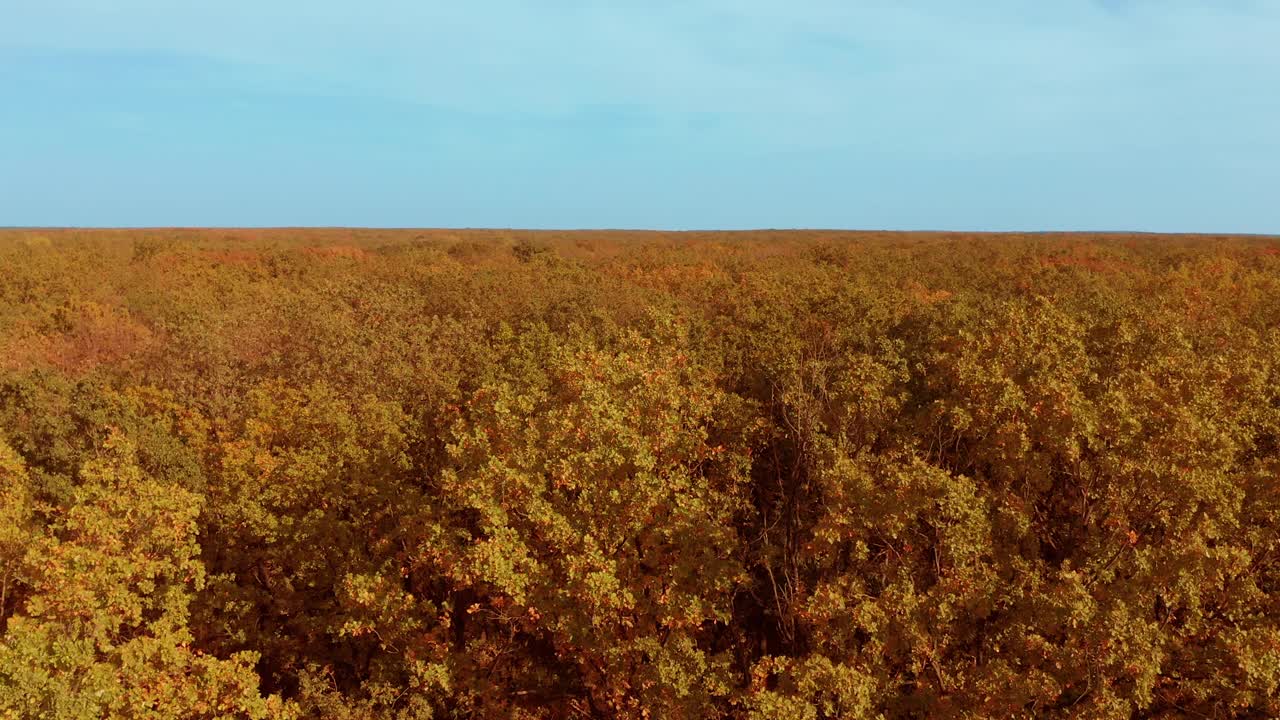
0, 432, 280, 719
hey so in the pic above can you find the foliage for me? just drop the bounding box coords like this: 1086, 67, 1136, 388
1, 228, 1278, 717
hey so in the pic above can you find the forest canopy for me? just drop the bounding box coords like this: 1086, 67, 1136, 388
1, 228, 1278, 719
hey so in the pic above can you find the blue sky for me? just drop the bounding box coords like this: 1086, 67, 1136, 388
2, 1, 1278, 231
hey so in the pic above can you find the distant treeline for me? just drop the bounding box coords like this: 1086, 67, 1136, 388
1, 229, 1278, 718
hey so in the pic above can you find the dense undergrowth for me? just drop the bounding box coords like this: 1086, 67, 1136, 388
1, 228, 1279, 718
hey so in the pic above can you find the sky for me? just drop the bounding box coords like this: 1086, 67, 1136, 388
1, 1, 1278, 232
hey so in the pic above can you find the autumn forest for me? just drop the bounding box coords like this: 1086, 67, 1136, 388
1, 229, 1279, 719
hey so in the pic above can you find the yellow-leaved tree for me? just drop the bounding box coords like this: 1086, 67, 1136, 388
0, 432, 282, 719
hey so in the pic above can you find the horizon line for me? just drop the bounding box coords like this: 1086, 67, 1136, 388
4, 226, 1279, 238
